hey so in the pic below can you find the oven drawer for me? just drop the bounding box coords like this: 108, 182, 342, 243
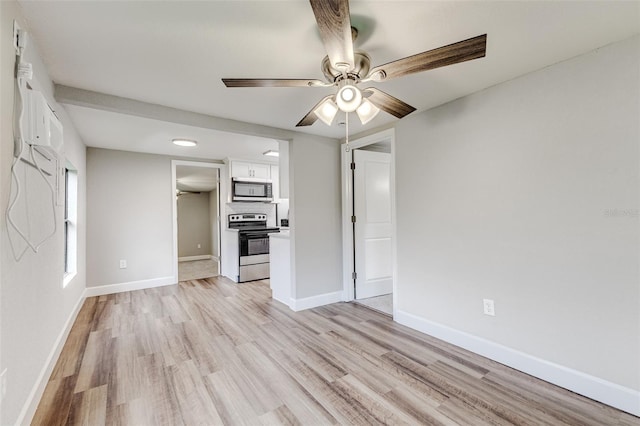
240, 254, 269, 266
239, 263, 270, 282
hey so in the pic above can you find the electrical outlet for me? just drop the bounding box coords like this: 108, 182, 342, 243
119, 259, 127, 269
197, 243, 201, 249
1, 368, 7, 403
483, 299, 495, 316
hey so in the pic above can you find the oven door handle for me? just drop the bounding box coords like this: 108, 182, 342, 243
240, 232, 271, 238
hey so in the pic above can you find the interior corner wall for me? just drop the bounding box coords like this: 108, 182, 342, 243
394, 34, 639, 397
86, 148, 174, 287
0, 2, 87, 424
289, 133, 342, 300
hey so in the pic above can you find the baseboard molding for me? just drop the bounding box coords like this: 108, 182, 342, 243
290, 290, 343, 312
85, 276, 176, 297
395, 309, 640, 417
178, 255, 213, 262
17, 291, 86, 426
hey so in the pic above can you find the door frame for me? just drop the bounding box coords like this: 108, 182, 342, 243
340, 128, 397, 313
171, 160, 227, 283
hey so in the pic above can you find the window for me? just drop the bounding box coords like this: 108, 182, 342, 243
63, 164, 77, 287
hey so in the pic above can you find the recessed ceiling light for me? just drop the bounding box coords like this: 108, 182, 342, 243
172, 138, 197, 147
263, 150, 279, 157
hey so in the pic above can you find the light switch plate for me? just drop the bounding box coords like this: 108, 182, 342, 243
483, 299, 495, 316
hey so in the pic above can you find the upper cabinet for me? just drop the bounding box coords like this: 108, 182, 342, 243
230, 161, 271, 180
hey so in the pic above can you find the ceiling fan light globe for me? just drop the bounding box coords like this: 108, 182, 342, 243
356, 99, 380, 125
342, 87, 355, 101
336, 84, 362, 112
314, 98, 339, 126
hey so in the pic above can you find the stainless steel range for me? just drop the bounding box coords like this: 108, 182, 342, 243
228, 214, 280, 282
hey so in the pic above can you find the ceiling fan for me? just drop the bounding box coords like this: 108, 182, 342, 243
222, 0, 487, 128
176, 190, 201, 197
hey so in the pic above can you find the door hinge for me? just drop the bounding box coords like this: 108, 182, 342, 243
350, 162, 356, 170
351, 215, 356, 223
352, 272, 357, 280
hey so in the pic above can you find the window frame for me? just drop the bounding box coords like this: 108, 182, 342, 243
63, 164, 78, 287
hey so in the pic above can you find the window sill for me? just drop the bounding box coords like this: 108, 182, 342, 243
63, 271, 77, 288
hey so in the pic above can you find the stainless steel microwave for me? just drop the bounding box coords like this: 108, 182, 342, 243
231, 178, 273, 202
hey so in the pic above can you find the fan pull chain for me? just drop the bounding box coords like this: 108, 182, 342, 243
345, 111, 350, 152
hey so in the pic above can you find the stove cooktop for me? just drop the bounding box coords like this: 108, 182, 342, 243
228, 213, 279, 233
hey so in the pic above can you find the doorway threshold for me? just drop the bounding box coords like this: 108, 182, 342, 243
353, 294, 392, 317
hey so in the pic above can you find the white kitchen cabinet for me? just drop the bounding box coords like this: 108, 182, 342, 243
231, 161, 271, 179
269, 231, 291, 306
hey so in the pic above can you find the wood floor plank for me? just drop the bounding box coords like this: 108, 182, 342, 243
31, 375, 77, 426
32, 278, 638, 426
66, 384, 108, 425
384, 383, 458, 426
258, 404, 301, 426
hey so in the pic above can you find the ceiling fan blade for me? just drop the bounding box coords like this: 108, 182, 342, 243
310, 0, 355, 71
364, 87, 416, 119
296, 95, 334, 127
367, 34, 487, 82
222, 78, 328, 88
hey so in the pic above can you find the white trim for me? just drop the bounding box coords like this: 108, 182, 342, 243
395, 309, 640, 417
171, 160, 225, 283
84, 276, 176, 297
178, 255, 212, 262
289, 291, 343, 312
17, 291, 86, 426
341, 129, 397, 307
62, 271, 77, 288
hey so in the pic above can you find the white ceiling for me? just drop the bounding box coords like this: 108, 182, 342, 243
18, 1, 640, 156
64, 104, 280, 162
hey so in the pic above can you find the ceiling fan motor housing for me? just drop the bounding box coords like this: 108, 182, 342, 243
322, 51, 371, 83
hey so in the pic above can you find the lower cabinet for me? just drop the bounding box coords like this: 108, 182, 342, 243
269, 232, 290, 306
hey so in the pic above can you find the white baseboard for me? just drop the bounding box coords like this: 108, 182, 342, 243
290, 290, 343, 311
178, 255, 213, 262
17, 291, 86, 426
85, 276, 176, 297
395, 309, 640, 417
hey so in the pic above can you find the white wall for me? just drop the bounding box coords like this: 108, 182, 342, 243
394, 35, 639, 410
87, 148, 174, 287
177, 192, 212, 257
209, 188, 219, 258
289, 134, 343, 300
0, 2, 87, 424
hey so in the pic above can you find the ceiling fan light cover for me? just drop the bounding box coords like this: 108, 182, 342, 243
356, 98, 380, 124
314, 98, 339, 125
336, 84, 362, 112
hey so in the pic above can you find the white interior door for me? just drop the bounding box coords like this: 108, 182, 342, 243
354, 149, 393, 299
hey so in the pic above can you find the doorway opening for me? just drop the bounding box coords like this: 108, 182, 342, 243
172, 161, 224, 282
341, 129, 396, 317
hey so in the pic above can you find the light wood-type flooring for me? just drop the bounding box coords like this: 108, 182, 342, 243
33, 277, 638, 425
355, 294, 393, 316
178, 258, 219, 281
